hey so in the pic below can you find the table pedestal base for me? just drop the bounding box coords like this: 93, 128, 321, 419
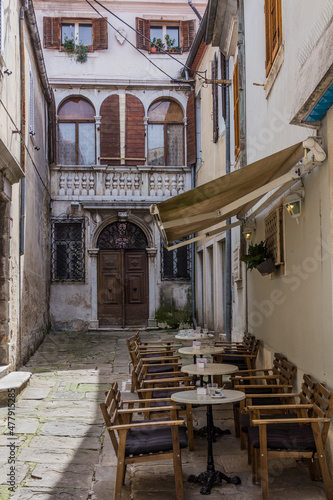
188, 470, 241, 495
194, 426, 231, 440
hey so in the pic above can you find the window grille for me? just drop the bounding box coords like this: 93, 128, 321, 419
161, 240, 191, 281
265, 207, 284, 265
51, 218, 85, 281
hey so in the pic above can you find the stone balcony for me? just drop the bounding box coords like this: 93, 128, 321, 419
50, 165, 192, 205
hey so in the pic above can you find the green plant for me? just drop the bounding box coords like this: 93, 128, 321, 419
62, 36, 88, 63
165, 34, 175, 50
150, 37, 157, 47
156, 38, 165, 50
240, 240, 273, 271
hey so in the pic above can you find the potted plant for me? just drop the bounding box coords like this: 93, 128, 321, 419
240, 240, 276, 275
150, 37, 157, 52
156, 38, 165, 51
62, 36, 88, 63
165, 34, 175, 51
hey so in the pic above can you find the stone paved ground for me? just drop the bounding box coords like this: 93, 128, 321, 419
0, 330, 327, 499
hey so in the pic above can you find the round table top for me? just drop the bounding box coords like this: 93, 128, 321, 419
181, 363, 238, 376
178, 346, 224, 356
171, 389, 245, 405
175, 334, 215, 340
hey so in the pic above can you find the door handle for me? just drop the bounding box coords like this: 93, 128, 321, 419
133, 287, 137, 292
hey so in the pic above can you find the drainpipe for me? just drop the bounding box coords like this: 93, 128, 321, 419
188, 0, 202, 21
225, 60, 232, 342
191, 164, 198, 328
18, 5, 26, 368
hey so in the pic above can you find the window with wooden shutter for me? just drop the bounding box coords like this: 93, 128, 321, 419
182, 20, 195, 52
233, 57, 240, 159
43, 17, 61, 49
186, 91, 196, 165
220, 52, 227, 121
265, 0, 282, 76
125, 95, 145, 166
92, 18, 108, 50
100, 95, 121, 166
212, 53, 219, 143
136, 18, 150, 51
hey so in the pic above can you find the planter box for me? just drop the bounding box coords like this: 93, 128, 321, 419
256, 258, 276, 276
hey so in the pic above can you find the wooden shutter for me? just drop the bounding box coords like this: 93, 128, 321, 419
92, 18, 108, 50
136, 18, 150, 51
125, 95, 145, 166
186, 91, 196, 165
182, 20, 196, 52
233, 58, 240, 159
265, 0, 282, 76
100, 95, 120, 166
43, 17, 61, 49
220, 52, 227, 121
212, 53, 219, 143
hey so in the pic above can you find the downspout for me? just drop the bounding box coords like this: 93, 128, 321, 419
191, 165, 198, 328
19, 5, 26, 368
225, 60, 232, 342
237, 0, 248, 332
188, 0, 202, 20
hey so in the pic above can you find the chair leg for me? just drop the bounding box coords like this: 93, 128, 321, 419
247, 434, 252, 465
186, 404, 195, 451
233, 404, 240, 437
259, 425, 269, 500
114, 432, 127, 500
311, 423, 333, 500
307, 457, 321, 481
171, 426, 184, 500
240, 428, 247, 450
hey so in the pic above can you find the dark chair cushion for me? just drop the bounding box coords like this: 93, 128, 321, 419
150, 389, 186, 408
125, 423, 188, 456
248, 424, 315, 450
240, 412, 297, 433
147, 364, 176, 374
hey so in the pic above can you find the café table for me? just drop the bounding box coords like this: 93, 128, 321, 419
181, 362, 238, 387
171, 389, 245, 495
178, 345, 224, 364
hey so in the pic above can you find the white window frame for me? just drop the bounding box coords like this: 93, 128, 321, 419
150, 23, 180, 47
61, 20, 93, 46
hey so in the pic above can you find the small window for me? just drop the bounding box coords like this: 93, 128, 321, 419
161, 240, 191, 281
233, 57, 240, 159
61, 21, 92, 47
58, 97, 96, 165
265, 0, 282, 76
136, 18, 195, 53
52, 219, 85, 281
44, 17, 107, 51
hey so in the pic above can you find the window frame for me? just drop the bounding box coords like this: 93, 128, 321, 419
51, 218, 86, 282
233, 57, 240, 160
61, 20, 93, 50
29, 62, 34, 136
136, 18, 195, 53
161, 240, 191, 281
265, 0, 282, 76
43, 17, 108, 52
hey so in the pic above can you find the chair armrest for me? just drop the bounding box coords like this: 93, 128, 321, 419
142, 356, 180, 362
252, 417, 330, 425
122, 398, 172, 404
142, 376, 192, 385
110, 420, 184, 431
138, 386, 194, 393
142, 362, 180, 368
247, 403, 313, 412
234, 384, 293, 391
117, 406, 177, 414
233, 374, 279, 381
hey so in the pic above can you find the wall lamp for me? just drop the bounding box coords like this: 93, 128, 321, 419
283, 188, 304, 222
242, 220, 256, 242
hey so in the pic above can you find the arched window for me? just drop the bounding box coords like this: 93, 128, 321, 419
58, 97, 95, 165
147, 99, 184, 166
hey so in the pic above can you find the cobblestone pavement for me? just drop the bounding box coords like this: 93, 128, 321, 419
0, 330, 327, 499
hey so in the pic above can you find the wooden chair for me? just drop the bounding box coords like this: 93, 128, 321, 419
247, 381, 333, 500
214, 335, 260, 370
231, 354, 297, 448
100, 383, 188, 500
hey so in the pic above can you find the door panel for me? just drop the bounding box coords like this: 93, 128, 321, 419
98, 249, 148, 327
98, 250, 123, 326
125, 251, 148, 326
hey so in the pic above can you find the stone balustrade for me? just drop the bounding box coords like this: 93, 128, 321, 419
51, 165, 191, 201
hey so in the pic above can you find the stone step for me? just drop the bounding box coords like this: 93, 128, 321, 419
0, 371, 32, 407
0, 365, 9, 379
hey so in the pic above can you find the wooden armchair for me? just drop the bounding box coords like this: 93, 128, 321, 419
214, 335, 260, 370
230, 354, 297, 448
100, 383, 188, 500
247, 381, 333, 500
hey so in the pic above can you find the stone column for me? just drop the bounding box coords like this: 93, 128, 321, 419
88, 248, 99, 329
95, 116, 102, 166
144, 116, 148, 163
146, 248, 158, 327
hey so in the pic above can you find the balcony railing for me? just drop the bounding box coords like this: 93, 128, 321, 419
51, 165, 191, 202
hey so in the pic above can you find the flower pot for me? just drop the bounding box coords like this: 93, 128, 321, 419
256, 258, 276, 276
150, 46, 157, 53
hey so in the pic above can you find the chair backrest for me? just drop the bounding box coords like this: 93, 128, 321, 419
100, 383, 122, 454
312, 382, 333, 444
271, 354, 297, 387
299, 374, 316, 405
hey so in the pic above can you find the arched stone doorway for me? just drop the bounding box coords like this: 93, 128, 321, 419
97, 221, 149, 327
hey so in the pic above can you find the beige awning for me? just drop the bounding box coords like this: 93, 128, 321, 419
150, 139, 326, 249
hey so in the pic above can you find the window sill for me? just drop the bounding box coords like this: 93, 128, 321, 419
264, 44, 284, 99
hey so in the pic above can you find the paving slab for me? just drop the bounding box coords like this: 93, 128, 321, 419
23, 463, 94, 489
18, 447, 100, 465
39, 421, 103, 438
10, 488, 88, 500
29, 435, 101, 450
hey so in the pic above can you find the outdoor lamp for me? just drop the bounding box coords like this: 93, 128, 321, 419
283, 189, 304, 221
242, 221, 256, 242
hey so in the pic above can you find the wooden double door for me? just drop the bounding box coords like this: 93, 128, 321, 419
98, 249, 149, 327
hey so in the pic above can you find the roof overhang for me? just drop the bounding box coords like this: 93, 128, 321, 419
205, 0, 237, 53
150, 138, 326, 250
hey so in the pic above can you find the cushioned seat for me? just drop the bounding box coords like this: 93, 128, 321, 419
240, 412, 297, 433
147, 364, 175, 374
248, 424, 315, 450
125, 423, 188, 456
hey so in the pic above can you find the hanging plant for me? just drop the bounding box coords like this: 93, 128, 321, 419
240, 240, 276, 275
62, 36, 88, 63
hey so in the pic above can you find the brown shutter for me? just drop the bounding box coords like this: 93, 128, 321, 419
125, 95, 145, 166
182, 20, 196, 52
92, 18, 108, 50
212, 53, 219, 143
265, 0, 282, 76
43, 17, 61, 49
233, 58, 240, 159
220, 52, 227, 121
136, 18, 150, 51
100, 95, 120, 166
265, 0, 272, 75
186, 90, 196, 165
